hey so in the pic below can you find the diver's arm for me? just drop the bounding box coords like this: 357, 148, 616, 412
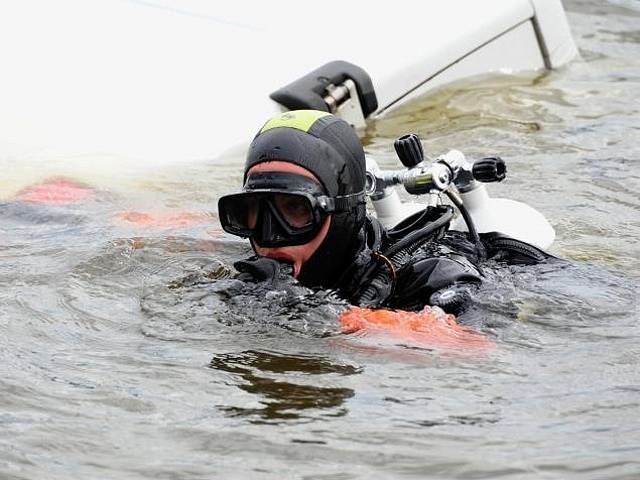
391, 256, 482, 314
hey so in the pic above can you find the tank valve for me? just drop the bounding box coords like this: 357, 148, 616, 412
394, 133, 425, 168
472, 157, 506, 183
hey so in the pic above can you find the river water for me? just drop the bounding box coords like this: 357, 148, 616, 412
1, 1, 639, 479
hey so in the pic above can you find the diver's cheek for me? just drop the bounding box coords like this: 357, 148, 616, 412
252, 216, 331, 280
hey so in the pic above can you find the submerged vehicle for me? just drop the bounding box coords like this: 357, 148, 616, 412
0, 0, 576, 169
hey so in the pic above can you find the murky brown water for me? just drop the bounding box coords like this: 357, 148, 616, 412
2, 1, 640, 479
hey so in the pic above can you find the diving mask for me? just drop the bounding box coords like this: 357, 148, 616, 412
218, 171, 365, 247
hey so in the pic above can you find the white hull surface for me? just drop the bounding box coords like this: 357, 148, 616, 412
0, 0, 576, 166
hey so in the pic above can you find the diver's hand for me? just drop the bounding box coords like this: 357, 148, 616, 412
234, 256, 293, 283
429, 283, 475, 314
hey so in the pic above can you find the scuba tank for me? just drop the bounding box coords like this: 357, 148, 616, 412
349, 133, 556, 309
365, 134, 555, 250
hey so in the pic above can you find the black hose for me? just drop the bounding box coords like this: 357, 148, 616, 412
356, 249, 404, 306
445, 190, 480, 244
445, 190, 488, 263
382, 207, 454, 258
355, 207, 454, 307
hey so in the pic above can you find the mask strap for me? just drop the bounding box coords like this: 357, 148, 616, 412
332, 191, 366, 212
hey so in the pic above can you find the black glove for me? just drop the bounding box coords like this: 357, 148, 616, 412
429, 283, 474, 314
234, 256, 293, 284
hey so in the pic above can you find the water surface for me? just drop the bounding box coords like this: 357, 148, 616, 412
1, 1, 640, 478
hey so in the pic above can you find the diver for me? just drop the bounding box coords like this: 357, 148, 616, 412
217, 110, 554, 314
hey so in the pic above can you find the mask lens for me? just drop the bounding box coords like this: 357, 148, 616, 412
273, 194, 314, 229
219, 190, 320, 245
219, 194, 259, 233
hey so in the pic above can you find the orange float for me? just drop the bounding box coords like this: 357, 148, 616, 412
340, 306, 493, 351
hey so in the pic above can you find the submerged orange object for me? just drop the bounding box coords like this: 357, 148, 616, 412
115, 211, 213, 229
340, 306, 493, 351
15, 179, 95, 205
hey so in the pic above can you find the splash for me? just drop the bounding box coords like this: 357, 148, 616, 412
340, 306, 493, 352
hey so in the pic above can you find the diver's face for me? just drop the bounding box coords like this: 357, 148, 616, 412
246, 161, 331, 278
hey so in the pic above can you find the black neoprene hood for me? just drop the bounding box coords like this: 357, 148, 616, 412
245, 111, 365, 197
243, 110, 368, 288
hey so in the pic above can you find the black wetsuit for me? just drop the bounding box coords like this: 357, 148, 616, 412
331, 205, 555, 314
234, 202, 555, 315
388, 230, 553, 313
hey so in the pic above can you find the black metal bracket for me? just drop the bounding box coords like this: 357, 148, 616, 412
269, 60, 378, 119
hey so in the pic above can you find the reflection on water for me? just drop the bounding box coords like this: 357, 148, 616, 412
209, 351, 357, 423
1, 1, 640, 478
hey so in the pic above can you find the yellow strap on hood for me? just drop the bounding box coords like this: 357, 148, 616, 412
260, 110, 331, 134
